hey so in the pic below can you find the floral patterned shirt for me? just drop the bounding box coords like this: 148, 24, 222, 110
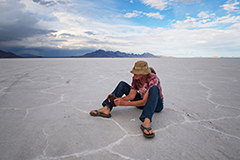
130, 73, 164, 102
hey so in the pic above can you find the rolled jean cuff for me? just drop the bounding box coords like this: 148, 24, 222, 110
139, 117, 147, 122
102, 100, 114, 111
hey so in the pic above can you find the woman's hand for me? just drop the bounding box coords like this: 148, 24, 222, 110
107, 94, 113, 99
114, 98, 129, 106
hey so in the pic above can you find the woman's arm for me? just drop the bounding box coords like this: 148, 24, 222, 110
121, 89, 137, 101
128, 91, 148, 106
114, 91, 149, 107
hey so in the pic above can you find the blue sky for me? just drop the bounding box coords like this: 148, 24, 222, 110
0, 0, 240, 57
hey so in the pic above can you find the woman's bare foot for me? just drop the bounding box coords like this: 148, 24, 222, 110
90, 105, 110, 115
142, 118, 154, 135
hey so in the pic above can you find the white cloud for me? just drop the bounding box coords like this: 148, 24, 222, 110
124, 10, 142, 18
140, 0, 201, 11
172, 11, 240, 29
121, 10, 164, 20
221, 0, 240, 12
140, 0, 168, 11
229, 22, 240, 30
197, 11, 210, 19
175, 0, 201, 3
144, 12, 164, 19
136, 27, 240, 57
215, 14, 240, 24
1, 0, 240, 57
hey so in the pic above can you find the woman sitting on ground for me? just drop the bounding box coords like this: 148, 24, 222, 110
90, 60, 164, 138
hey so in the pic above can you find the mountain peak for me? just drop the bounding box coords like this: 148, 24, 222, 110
80, 50, 159, 58
0, 50, 22, 58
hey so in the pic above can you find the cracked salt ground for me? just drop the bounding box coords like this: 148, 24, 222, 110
0, 58, 240, 160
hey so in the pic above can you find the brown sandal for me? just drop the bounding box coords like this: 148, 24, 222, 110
90, 110, 111, 118
140, 125, 155, 138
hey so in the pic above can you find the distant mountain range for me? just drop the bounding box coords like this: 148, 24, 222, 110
1, 49, 240, 59
76, 49, 160, 58
0, 50, 43, 58
1, 49, 159, 58
0, 50, 22, 58
19, 54, 43, 58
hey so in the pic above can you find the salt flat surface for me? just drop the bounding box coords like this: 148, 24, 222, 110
0, 58, 239, 160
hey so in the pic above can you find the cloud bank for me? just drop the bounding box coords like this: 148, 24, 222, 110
0, 0, 239, 57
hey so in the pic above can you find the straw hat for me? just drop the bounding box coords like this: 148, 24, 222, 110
130, 60, 151, 75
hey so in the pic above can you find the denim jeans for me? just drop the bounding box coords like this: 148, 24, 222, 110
102, 81, 163, 122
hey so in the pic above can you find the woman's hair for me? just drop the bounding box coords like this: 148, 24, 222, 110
149, 67, 156, 74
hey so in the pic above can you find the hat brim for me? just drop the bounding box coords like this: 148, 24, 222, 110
130, 68, 151, 75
